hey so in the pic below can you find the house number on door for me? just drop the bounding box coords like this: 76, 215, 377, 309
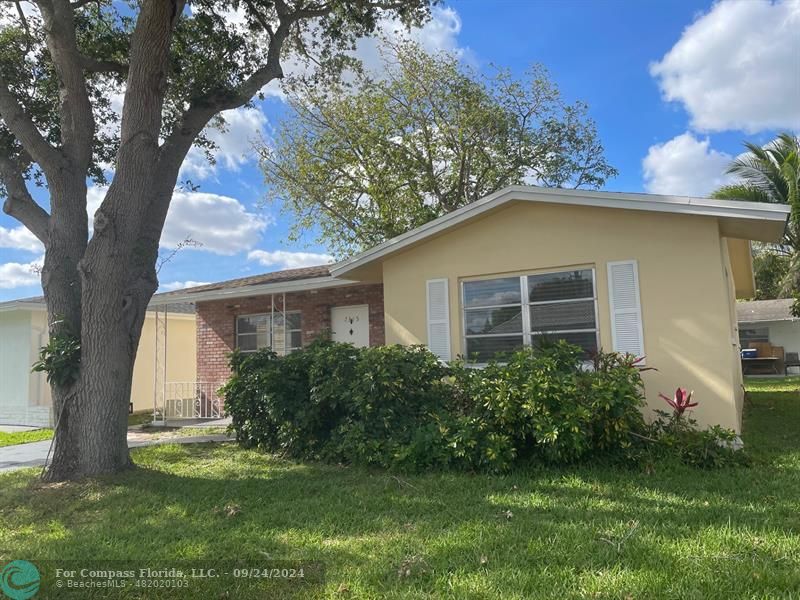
343, 315, 359, 336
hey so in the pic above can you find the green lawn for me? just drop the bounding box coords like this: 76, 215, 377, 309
0, 428, 53, 448
0, 413, 165, 449
0, 380, 798, 599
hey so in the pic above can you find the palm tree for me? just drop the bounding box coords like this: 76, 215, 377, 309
712, 133, 800, 297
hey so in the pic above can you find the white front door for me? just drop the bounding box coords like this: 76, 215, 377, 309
331, 305, 370, 347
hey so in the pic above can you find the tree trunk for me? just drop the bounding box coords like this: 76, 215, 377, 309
43, 289, 151, 480
43, 225, 156, 481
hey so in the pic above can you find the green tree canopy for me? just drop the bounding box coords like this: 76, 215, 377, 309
259, 40, 617, 256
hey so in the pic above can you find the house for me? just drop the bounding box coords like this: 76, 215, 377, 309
737, 298, 800, 373
0, 297, 196, 427
153, 185, 790, 433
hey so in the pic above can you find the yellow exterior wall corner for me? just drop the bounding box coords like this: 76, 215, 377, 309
383, 201, 745, 432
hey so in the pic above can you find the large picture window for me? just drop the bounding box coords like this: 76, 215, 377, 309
462, 268, 598, 362
236, 312, 302, 355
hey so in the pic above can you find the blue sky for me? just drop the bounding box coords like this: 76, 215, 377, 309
1, 0, 798, 301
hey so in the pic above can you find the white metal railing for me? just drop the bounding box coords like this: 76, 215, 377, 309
158, 382, 224, 419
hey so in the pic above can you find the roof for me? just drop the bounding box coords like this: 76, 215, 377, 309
148, 264, 351, 305
153, 265, 331, 298
331, 185, 790, 278
0, 265, 342, 310
0, 295, 195, 315
737, 299, 796, 323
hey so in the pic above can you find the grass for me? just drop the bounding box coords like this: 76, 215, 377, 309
128, 411, 156, 427
0, 380, 798, 599
0, 428, 53, 447
0, 413, 191, 449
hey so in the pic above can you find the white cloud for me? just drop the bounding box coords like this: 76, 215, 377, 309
0, 225, 42, 253
651, 0, 800, 133
0, 255, 42, 289
159, 280, 211, 292
247, 249, 334, 270
181, 107, 269, 181
643, 133, 734, 196
356, 6, 466, 71
264, 6, 468, 99
88, 187, 269, 255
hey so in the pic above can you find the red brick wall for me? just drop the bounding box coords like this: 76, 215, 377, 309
196, 283, 384, 384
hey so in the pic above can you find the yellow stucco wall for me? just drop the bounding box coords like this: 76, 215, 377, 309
382, 201, 746, 431
131, 313, 197, 413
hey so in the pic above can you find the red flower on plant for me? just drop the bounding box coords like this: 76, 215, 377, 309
659, 387, 698, 416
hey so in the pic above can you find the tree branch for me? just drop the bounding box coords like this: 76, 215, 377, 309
0, 73, 65, 173
0, 155, 51, 243
34, 0, 95, 169
79, 55, 128, 75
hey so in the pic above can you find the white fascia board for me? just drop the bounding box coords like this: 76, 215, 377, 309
331, 185, 791, 277
148, 276, 358, 306
0, 302, 45, 313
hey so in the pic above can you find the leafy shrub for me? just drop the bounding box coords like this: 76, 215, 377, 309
32, 322, 81, 388
224, 339, 655, 472
328, 344, 453, 470
628, 389, 749, 469
447, 343, 647, 469
222, 339, 360, 457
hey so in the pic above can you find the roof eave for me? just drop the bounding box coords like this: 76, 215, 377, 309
331, 185, 791, 278
0, 302, 47, 313
148, 275, 358, 305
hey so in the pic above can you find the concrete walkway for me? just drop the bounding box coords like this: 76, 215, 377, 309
0, 431, 232, 473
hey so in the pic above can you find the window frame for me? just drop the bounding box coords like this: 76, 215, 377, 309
235, 311, 303, 355
460, 267, 600, 363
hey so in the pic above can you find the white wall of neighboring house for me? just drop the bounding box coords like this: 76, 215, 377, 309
763, 320, 800, 358
740, 318, 800, 374
1, 305, 197, 427
0, 309, 53, 427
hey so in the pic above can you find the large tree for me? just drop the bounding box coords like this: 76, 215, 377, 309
712, 133, 800, 298
0, 0, 433, 481
259, 40, 617, 256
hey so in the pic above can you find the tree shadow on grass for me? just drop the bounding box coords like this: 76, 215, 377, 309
3, 437, 798, 599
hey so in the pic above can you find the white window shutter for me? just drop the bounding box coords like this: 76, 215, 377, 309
426, 278, 451, 361
607, 260, 645, 360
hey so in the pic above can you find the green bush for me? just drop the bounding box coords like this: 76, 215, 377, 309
447, 343, 647, 469
634, 410, 749, 469
223, 339, 654, 472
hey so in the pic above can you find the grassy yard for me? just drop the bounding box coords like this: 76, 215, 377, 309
0, 414, 167, 449
0, 380, 798, 599
0, 428, 52, 448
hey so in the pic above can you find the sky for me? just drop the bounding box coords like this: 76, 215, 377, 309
1, 0, 799, 301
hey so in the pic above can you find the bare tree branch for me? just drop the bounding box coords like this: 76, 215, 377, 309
33, 0, 95, 169
0, 73, 65, 173
0, 155, 51, 242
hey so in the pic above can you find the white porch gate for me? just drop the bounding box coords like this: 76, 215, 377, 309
151, 306, 223, 422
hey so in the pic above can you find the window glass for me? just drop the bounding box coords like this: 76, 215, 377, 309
465, 336, 525, 362
528, 269, 593, 303
532, 332, 598, 358
465, 307, 523, 335
236, 312, 302, 354
463, 268, 598, 362
463, 277, 521, 308
739, 327, 769, 346
530, 300, 596, 332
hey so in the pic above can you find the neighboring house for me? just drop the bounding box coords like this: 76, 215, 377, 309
154, 185, 790, 433
737, 299, 800, 370
0, 297, 196, 427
